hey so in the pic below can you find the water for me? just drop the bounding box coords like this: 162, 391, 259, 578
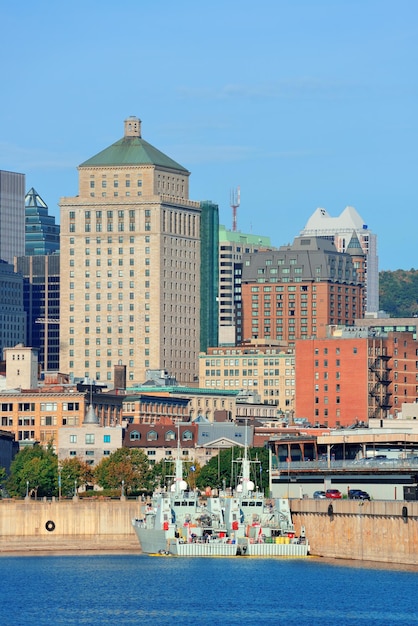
1, 555, 418, 625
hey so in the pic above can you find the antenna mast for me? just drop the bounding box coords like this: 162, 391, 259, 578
230, 186, 240, 232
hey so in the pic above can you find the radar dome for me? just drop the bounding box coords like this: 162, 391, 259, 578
248, 480, 255, 491
170, 480, 188, 492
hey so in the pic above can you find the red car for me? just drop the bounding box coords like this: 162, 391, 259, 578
325, 489, 342, 499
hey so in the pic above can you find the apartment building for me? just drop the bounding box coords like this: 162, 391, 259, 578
241, 236, 364, 346
300, 206, 377, 313
59, 116, 201, 386
295, 327, 418, 428
199, 341, 295, 411
218, 225, 273, 346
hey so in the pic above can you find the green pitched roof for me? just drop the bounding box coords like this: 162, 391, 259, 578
79, 136, 189, 172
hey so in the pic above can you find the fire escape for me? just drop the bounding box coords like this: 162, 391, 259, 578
368, 354, 392, 419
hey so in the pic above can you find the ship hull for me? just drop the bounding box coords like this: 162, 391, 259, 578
169, 539, 237, 557
133, 526, 171, 555
237, 539, 309, 557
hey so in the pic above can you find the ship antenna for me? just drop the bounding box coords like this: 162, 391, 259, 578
242, 419, 251, 495
174, 423, 184, 494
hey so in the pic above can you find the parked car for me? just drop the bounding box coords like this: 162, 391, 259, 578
348, 489, 370, 500
325, 489, 342, 499
313, 490, 326, 499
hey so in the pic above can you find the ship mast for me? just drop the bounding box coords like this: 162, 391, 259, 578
241, 422, 251, 496
173, 423, 185, 494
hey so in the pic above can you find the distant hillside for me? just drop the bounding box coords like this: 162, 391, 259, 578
379, 270, 418, 318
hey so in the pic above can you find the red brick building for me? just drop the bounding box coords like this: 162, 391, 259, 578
295, 330, 418, 428
240, 236, 364, 346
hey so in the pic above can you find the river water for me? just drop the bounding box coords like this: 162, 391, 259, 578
1, 554, 417, 625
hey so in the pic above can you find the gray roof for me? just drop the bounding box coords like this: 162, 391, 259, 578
197, 423, 253, 447
83, 404, 99, 425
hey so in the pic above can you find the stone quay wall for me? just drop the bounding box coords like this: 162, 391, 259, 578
0, 498, 417, 564
290, 499, 418, 565
0, 498, 144, 554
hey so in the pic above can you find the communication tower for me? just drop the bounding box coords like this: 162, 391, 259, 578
230, 186, 240, 232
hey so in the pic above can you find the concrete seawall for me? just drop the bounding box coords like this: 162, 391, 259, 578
0, 499, 143, 554
290, 499, 418, 565
1, 498, 417, 564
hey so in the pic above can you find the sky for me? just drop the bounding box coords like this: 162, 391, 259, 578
1, 0, 417, 271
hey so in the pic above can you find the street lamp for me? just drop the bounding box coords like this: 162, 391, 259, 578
74, 479, 77, 498
25, 480, 29, 499
58, 468, 62, 500
121, 479, 125, 500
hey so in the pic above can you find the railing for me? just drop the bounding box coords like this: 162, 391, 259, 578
273, 458, 418, 472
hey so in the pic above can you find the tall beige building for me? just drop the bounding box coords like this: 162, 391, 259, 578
60, 117, 201, 386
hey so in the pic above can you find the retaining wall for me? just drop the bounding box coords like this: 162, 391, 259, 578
1, 498, 417, 564
0, 498, 143, 553
291, 499, 418, 565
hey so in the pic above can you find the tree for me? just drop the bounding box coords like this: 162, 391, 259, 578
7, 444, 58, 498
94, 448, 152, 493
0, 466, 6, 486
150, 457, 202, 491
196, 446, 270, 493
150, 458, 175, 490
379, 269, 418, 317
59, 458, 94, 497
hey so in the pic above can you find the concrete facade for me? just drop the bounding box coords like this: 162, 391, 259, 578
291, 499, 418, 565
0, 170, 25, 264
4, 344, 38, 390
217, 225, 273, 346
199, 342, 295, 411
59, 117, 201, 386
58, 424, 123, 466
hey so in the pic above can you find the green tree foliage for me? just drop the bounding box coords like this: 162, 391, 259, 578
7, 444, 58, 498
59, 457, 94, 497
196, 447, 269, 493
150, 458, 202, 491
94, 448, 152, 493
379, 269, 418, 317
150, 458, 175, 490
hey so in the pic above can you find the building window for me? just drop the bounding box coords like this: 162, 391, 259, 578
85, 434, 95, 444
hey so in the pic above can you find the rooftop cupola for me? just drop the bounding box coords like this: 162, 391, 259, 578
124, 116, 142, 138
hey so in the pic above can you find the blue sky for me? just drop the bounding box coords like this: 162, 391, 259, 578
1, 0, 417, 270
